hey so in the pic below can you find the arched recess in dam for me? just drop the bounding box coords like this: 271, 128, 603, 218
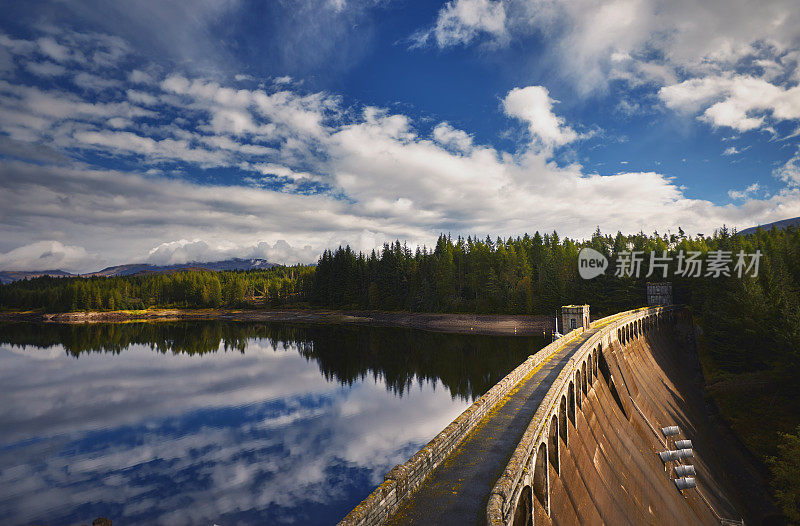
501, 308, 753, 526
567, 381, 575, 426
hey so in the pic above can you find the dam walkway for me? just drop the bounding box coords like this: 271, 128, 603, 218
383, 323, 609, 526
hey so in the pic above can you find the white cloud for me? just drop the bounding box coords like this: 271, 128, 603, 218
723, 146, 740, 156
0, 79, 154, 148
242, 162, 319, 182
125, 89, 158, 106
1, 63, 797, 272
417, 0, 507, 48
659, 75, 800, 132
728, 182, 761, 200
36, 37, 73, 63
160, 74, 339, 142
201, 137, 275, 157
614, 98, 642, 116
418, 0, 800, 112
72, 72, 120, 91
775, 147, 800, 185
0, 241, 98, 271
612, 59, 678, 88
0, 30, 796, 272
25, 61, 67, 77
74, 130, 229, 166
127, 69, 153, 85
23, 1, 241, 77
502, 86, 578, 148
0, 159, 403, 272
432, 122, 474, 153
0, 33, 37, 57
106, 117, 132, 129
145, 238, 318, 266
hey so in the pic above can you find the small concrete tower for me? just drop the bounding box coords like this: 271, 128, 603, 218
647, 282, 672, 305
562, 305, 590, 332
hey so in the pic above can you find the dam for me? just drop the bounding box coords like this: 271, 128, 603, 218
339, 306, 755, 525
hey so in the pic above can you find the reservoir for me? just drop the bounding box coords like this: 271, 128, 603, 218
0, 321, 545, 525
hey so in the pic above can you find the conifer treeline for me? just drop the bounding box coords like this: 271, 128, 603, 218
311, 233, 579, 314
308, 227, 800, 371
0, 265, 314, 311
4, 226, 799, 376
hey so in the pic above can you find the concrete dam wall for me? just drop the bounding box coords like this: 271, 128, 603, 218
342, 307, 758, 525
496, 310, 746, 525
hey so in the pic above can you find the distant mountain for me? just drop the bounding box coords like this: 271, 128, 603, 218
740, 216, 800, 236
0, 269, 75, 284
0, 258, 277, 283
86, 264, 160, 277
86, 258, 278, 277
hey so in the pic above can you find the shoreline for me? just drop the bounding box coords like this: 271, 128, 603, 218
0, 308, 556, 336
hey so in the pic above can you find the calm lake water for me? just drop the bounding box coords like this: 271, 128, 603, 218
0, 321, 546, 526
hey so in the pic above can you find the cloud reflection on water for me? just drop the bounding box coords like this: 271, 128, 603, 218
0, 327, 503, 525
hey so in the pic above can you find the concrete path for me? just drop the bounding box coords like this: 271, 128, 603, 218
384, 325, 604, 526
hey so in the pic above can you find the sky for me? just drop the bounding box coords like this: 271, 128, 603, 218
0, 0, 799, 272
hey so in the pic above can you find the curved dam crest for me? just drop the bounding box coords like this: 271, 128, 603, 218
340, 307, 755, 525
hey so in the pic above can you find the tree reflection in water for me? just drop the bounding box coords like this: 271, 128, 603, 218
0, 321, 548, 525
0, 321, 546, 401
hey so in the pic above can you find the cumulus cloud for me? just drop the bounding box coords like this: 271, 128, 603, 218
159, 73, 340, 143
0, 30, 797, 272
0, 241, 98, 272
74, 130, 230, 166
127, 69, 154, 84
775, 147, 800, 186
25, 61, 67, 77
728, 182, 761, 200
432, 122, 474, 153
146, 239, 318, 266
413, 0, 507, 48
72, 72, 121, 91
0, 160, 373, 272
502, 86, 578, 148
418, 0, 800, 114
146, 239, 226, 266
36, 36, 74, 63
659, 75, 800, 132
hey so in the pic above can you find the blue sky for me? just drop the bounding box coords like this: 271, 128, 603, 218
1, 0, 799, 271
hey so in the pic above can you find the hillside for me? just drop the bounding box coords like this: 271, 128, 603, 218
740, 216, 800, 235
0, 258, 277, 283
0, 270, 74, 285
